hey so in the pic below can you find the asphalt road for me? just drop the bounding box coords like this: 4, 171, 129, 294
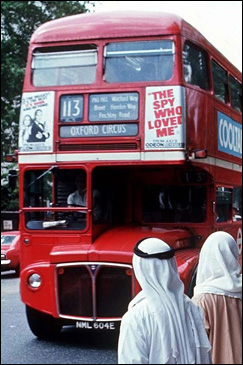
1, 271, 118, 364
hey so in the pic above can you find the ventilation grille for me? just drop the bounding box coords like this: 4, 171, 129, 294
59, 142, 139, 151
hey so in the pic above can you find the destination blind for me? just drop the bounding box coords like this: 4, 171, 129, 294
60, 92, 139, 138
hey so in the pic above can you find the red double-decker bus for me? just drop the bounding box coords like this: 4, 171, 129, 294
17, 12, 242, 338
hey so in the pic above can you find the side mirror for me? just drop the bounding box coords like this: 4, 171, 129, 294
8, 169, 18, 190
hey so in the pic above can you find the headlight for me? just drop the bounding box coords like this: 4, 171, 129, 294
28, 273, 42, 288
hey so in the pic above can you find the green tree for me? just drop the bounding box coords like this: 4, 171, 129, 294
1, 1, 94, 211
1, 0, 93, 161
1, 162, 19, 211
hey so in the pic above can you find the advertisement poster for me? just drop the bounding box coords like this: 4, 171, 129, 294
18, 91, 54, 152
217, 111, 242, 158
144, 86, 186, 150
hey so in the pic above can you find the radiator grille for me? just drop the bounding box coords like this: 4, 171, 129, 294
58, 266, 92, 317
57, 263, 134, 320
96, 267, 132, 317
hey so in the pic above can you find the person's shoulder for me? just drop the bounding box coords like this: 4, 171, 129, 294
192, 292, 209, 303
191, 293, 205, 304
93, 189, 101, 197
69, 190, 78, 197
128, 291, 145, 309
192, 293, 219, 310
126, 294, 148, 314
67, 190, 78, 203
122, 299, 150, 329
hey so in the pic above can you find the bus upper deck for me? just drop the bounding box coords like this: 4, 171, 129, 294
18, 11, 241, 168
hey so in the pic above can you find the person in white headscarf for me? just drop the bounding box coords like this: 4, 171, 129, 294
118, 237, 212, 364
192, 231, 242, 364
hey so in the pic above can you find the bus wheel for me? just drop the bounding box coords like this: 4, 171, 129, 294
26, 305, 63, 339
15, 265, 20, 277
188, 265, 198, 298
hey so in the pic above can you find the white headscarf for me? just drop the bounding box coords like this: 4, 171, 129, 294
194, 231, 242, 299
132, 238, 211, 364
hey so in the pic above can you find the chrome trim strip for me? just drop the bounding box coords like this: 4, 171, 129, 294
56, 262, 133, 268
195, 156, 242, 172
59, 314, 122, 322
1, 260, 11, 265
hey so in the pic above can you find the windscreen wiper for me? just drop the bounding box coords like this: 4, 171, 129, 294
27, 166, 58, 188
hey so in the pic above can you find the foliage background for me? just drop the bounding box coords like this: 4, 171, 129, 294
1, 1, 93, 210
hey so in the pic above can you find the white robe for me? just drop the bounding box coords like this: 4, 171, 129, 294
192, 231, 242, 364
118, 238, 212, 364
193, 231, 242, 299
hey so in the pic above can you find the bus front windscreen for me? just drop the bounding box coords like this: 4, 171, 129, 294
23, 168, 89, 230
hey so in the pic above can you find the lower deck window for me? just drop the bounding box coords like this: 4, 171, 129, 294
23, 166, 209, 230
142, 185, 206, 223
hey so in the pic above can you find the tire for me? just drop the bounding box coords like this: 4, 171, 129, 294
26, 305, 63, 339
188, 265, 198, 298
15, 265, 20, 277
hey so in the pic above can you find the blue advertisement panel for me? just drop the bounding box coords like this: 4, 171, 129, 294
218, 112, 242, 158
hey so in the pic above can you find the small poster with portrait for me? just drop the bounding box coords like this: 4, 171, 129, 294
18, 91, 54, 153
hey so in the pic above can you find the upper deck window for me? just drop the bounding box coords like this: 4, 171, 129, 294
212, 60, 228, 103
32, 46, 97, 87
104, 40, 175, 83
183, 42, 209, 90
229, 76, 242, 112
